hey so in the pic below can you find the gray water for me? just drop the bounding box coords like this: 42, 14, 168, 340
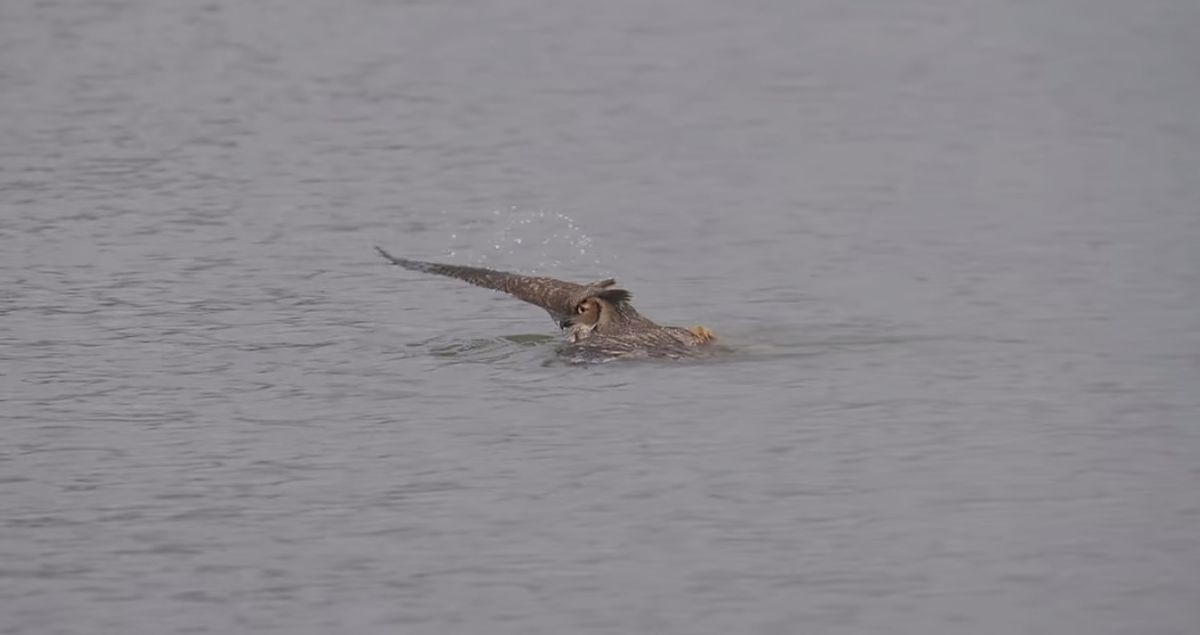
3, 0, 1199, 633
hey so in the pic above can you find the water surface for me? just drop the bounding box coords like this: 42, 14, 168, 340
2, 0, 1199, 633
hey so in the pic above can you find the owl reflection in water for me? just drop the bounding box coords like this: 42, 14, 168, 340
375, 246, 716, 360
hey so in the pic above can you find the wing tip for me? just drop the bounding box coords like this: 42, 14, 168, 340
374, 245, 400, 264
374, 246, 435, 273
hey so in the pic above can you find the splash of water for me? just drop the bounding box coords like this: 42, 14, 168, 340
439, 207, 613, 276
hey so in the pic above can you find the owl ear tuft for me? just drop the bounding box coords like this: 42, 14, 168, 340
596, 288, 632, 305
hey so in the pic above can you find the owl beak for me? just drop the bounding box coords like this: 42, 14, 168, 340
558, 315, 576, 329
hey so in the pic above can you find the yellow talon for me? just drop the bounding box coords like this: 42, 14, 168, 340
688, 325, 716, 343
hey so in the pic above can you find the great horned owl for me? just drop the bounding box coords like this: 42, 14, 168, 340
375, 246, 715, 358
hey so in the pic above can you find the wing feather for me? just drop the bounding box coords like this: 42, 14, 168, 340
375, 246, 603, 319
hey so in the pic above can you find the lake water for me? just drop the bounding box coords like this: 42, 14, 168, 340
2, 0, 1199, 633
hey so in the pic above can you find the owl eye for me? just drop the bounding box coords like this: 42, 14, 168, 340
576, 304, 587, 314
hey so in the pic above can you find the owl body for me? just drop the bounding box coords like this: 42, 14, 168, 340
375, 247, 715, 360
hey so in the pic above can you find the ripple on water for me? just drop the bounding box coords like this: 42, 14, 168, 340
427, 333, 561, 364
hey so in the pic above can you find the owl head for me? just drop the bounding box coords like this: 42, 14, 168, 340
557, 287, 631, 334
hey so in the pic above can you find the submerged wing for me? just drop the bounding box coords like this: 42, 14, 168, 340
374, 246, 616, 320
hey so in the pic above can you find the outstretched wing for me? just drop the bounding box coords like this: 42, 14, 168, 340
375, 246, 615, 320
